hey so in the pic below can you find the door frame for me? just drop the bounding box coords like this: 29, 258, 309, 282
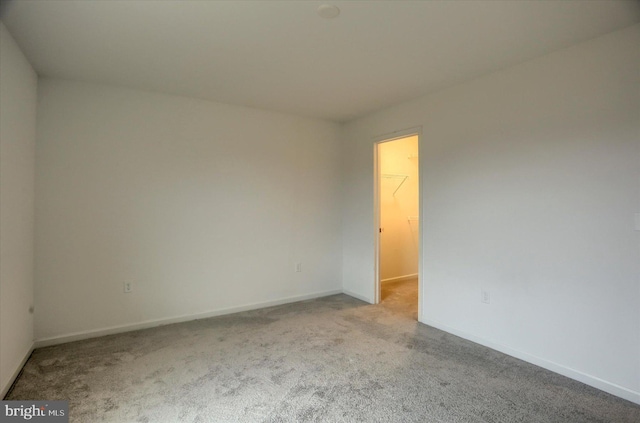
373, 126, 423, 320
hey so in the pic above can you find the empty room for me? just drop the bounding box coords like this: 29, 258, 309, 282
1, 1, 639, 422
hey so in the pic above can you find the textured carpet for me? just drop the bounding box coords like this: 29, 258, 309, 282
380, 278, 418, 319
6, 282, 640, 422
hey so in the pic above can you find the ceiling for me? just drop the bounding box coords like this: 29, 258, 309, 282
2, 1, 639, 122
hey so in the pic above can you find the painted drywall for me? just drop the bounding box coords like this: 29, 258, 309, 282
0, 23, 37, 396
35, 79, 342, 342
342, 24, 640, 403
379, 136, 419, 281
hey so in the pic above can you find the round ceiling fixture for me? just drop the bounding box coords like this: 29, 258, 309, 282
317, 4, 340, 19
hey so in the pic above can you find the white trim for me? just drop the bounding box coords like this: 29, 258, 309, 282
342, 289, 373, 304
422, 318, 640, 405
1, 343, 34, 399
35, 289, 342, 348
380, 273, 418, 284
417, 128, 425, 323
373, 141, 381, 304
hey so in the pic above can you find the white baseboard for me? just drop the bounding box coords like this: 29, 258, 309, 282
421, 318, 640, 405
1, 343, 34, 399
35, 289, 343, 348
342, 289, 373, 304
381, 273, 418, 284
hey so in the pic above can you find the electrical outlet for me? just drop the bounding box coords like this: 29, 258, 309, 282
481, 289, 490, 304
295, 262, 302, 272
123, 281, 133, 293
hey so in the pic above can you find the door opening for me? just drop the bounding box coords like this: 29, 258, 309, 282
374, 132, 421, 320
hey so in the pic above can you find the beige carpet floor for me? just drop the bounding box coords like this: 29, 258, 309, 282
380, 278, 418, 319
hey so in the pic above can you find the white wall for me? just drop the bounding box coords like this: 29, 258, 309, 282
342, 24, 640, 403
379, 136, 419, 281
35, 79, 342, 342
0, 23, 37, 397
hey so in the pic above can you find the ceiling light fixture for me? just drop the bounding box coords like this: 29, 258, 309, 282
317, 4, 340, 19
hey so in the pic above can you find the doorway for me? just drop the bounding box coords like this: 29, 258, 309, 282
375, 132, 420, 320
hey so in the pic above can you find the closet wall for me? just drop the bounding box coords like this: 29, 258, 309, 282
379, 136, 419, 282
